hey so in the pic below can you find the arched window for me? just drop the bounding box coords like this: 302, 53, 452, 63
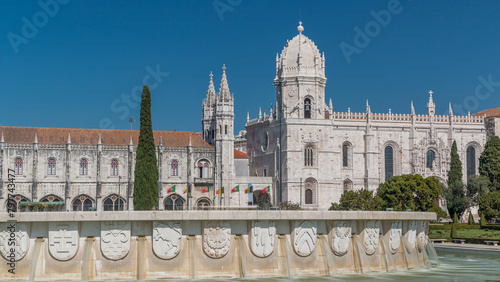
225, 125, 228, 135
196, 198, 211, 210
5, 194, 29, 212
40, 194, 64, 211
72, 195, 94, 211
342, 143, 352, 168
304, 98, 311, 119
14, 158, 23, 175
103, 194, 125, 211
111, 159, 119, 176
385, 146, 394, 182
164, 194, 185, 210
171, 160, 178, 176
80, 158, 88, 175
426, 150, 436, 169
197, 160, 210, 178
305, 189, 313, 204
211, 129, 214, 139
343, 179, 352, 193
467, 146, 476, 178
304, 146, 314, 167
47, 158, 56, 175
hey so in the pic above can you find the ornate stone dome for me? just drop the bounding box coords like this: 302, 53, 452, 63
277, 22, 325, 79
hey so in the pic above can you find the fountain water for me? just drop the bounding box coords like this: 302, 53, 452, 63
136, 236, 146, 280
317, 234, 336, 275
81, 237, 95, 281
234, 235, 248, 278
425, 236, 440, 266
380, 235, 397, 272
351, 235, 365, 273
401, 236, 419, 269
277, 235, 292, 276
378, 236, 390, 272
29, 238, 44, 281
187, 235, 197, 279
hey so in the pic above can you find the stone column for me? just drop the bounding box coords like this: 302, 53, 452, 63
96, 136, 102, 211
187, 136, 193, 210
128, 138, 134, 211
32, 134, 38, 201
157, 139, 163, 210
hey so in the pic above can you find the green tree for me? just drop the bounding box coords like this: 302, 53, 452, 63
450, 222, 458, 238
480, 213, 487, 227
453, 213, 459, 223
329, 189, 382, 211
133, 85, 159, 210
448, 141, 463, 187
428, 206, 449, 221
479, 136, 500, 191
478, 191, 500, 221
468, 212, 474, 225
443, 181, 470, 220
466, 175, 490, 207
376, 174, 442, 211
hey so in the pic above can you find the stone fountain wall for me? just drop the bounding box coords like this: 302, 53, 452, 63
0, 211, 435, 280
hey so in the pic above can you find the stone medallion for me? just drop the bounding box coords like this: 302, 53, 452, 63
364, 220, 381, 255
48, 222, 79, 261
417, 221, 427, 252
292, 220, 317, 257
328, 221, 351, 256
101, 221, 131, 260
249, 220, 276, 258
389, 221, 402, 254
407, 220, 417, 249
152, 221, 182, 260
0, 223, 29, 261
203, 221, 231, 258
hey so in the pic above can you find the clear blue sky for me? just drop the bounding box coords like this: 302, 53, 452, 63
1, 0, 500, 133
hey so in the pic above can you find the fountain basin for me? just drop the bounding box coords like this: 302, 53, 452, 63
0, 211, 435, 280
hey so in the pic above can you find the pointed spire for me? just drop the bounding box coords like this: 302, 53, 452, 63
259, 107, 262, 119
329, 98, 333, 109
366, 100, 371, 114
206, 71, 216, 104
411, 101, 415, 115
427, 90, 436, 116
129, 136, 134, 145
218, 64, 231, 102
247, 111, 250, 123
67, 133, 71, 144
1, 132, 4, 143
34, 132, 38, 143
188, 135, 192, 147
449, 102, 453, 116
98, 134, 102, 145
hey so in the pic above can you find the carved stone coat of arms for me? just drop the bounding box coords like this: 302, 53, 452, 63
328, 221, 351, 256
292, 220, 317, 257
0, 223, 29, 261
249, 220, 276, 258
203, 221, 231, 258
101, 221, 131, 260
389, 221, 402, 254
48, 222, 79, 261
153, 221, 182, 259
364, 220, 381, 255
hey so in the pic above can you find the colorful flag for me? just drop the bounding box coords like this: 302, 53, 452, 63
216, 187, 224, 194
167, 185, 175, 193
262, 186, 270, 194
245, 184, 253, 194
231, 185, 239, 193
183, 186, 190, 194
202, 186, 210, 193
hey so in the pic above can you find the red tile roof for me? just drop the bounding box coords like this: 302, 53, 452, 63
234, 149, 249, 158
473, 107, 500, 118
0, 126, 211, 148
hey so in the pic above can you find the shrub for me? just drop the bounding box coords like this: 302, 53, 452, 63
480, 213, 487, 227
279, 201, 300, 210
428, 206, 449, 220
451, 223, 458, 238
468, 212, 474, 225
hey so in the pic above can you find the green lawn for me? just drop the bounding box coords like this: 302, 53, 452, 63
429, 227, 500, 239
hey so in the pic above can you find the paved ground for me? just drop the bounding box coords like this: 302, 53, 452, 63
432, 242, 500, 252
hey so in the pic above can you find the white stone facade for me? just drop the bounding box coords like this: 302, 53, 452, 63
246, 23, 490, 210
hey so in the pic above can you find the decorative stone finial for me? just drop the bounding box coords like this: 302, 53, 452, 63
297, 21, 304, 33
449, 102, 453, 116
188, 135, 192, 147
98, 134, 102, 145
129, 136, 133, 145
34, 132, 38, 143
1, 131, 4, 143
411, 101, 415, 115
67, 133, 71, 144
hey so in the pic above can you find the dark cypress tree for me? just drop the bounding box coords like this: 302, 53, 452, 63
479, 136, 500, 191
448, 141, 463, 187
133, 85, 159, 210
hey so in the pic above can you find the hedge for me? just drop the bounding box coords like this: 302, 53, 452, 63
429, 223, 481, 230
480, 225, 500, 231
